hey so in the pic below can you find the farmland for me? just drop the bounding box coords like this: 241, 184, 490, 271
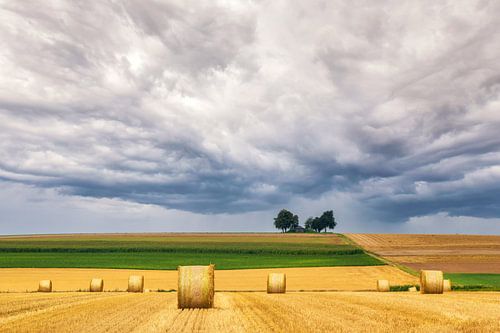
346, 233, 500, 290
346, 233, 500, 273
445, 273, 500, 290
0, 232, 498, 332
0, 266, 417, 292
0, 233, 382, 270
0, 291, 499, 332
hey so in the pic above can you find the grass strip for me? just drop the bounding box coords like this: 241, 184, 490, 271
0, 252, 384, 270
445, 273, 500, 291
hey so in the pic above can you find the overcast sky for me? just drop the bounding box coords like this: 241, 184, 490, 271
1, 0, 500, 234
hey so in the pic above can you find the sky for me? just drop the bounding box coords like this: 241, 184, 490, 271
1, 0, 500, 234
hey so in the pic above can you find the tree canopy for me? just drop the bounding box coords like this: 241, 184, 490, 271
304, 210, 336, 232
319, 210, 336, 232
273, 209, 299, 232
274, 209, 336, 233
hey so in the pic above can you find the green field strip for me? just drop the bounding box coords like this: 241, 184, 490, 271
445, 273, 500, 291
0, 252, 384, 270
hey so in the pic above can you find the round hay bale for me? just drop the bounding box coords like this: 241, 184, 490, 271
377, 279, 390, 292
267, 273, 286, 294
408, 286, 417, 292
90, 278, 104, 292
128, 275, 144, 293
420, 270, 444, 294
38, 280, 52, 292
177, 265, 215, 309
443, 279, 452, 292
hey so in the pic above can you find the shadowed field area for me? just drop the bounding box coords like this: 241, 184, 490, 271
0, 291, 498, 332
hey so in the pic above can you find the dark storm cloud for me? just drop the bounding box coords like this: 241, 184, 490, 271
1, 0, 500, 224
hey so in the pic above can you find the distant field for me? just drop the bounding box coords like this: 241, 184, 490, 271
445, 273, 500, 291
0, 266, 416, 292
0, 252, 381, 270
1, 291, 499, 332
0, 233, 382, 270
346, 233, 500, 273
0, 233, 351, 254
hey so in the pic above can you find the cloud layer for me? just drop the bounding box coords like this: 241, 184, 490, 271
1, 1, 500, 230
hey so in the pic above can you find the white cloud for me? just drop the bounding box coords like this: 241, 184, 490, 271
1, 1, 500, 233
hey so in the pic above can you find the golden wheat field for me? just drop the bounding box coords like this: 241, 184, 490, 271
347, 234, 500, 273
0, 291, 499, 332
0, 266, 416, 292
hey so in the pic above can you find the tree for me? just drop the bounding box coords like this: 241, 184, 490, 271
304, 217, 314, 230
305, 216, 322, 232
291, 214, 299, 229
273, 209, 298, 232
305, 211, 337, 233
318, 210, 336, 232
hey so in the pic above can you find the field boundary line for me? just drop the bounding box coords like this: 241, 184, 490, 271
341, 234, 419, 277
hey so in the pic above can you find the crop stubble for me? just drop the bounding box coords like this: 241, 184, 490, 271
0, 266, 416, 292
347, 234, 500, 273
0, 292, 499, 332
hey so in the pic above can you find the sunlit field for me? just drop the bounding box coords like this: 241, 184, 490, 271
0, 233, 498, 333
0, 292, 499, 332
0, 266, 416, 292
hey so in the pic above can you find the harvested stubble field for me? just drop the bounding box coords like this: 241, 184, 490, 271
0, 266, 416, 292
0, 291, 499, 332
346, 233, 500, 273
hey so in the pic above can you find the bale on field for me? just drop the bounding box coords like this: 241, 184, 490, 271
408, 286, 417, 292
90, 278, 104, 292
377, 279, 390, 292
38, 280, 52, 292
177, 265, 215, 309
420, 270, 444, 294
267, 273, 286, 294
128, 275, 144, 292
443, 279, 452, 292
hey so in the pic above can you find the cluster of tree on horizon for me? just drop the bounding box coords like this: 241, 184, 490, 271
273, 209, 336, 233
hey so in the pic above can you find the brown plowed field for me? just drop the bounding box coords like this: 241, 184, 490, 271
0, 266, 416, 292
0, 291, 499, 332
346, 234, 500, 273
